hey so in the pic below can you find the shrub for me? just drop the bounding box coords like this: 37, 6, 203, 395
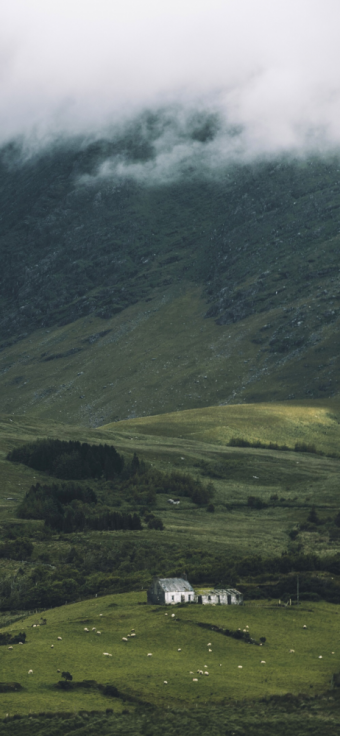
148, 517, 164, 530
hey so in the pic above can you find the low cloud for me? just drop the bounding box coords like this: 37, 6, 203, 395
2, 0, 340, 170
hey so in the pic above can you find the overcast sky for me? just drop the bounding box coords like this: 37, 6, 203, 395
2, 0, 340, 158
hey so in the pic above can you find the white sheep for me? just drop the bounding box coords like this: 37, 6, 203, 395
197, 670, 203, 675
103, 652, 112, 657
97, 631, 101, 635
99, 614, 103, 617
92, 628, 96, 631
207, 642, 211, 646
208, 649, 212, 652
28, 669, 33, 674
57, 636, 62, 640
303, 625, 307, 629
131, 633, 136, 637
51, 644, 54, 648
204, 672, 209, 676
122, 637, 128, 642
8, 646, 13, 650
147, 653, 152, 656
33, 625, 37, 628
261, 661, 266, 664
178, 648, 181, 652
164, 681, 168, 684
289, 649, 295, 653
84, 628, 89, 632
192, 678, 198, 682
318, 655, 323, 659
171, 613, 175, 618
131, 629, 135, 631
238, 665, 243, 669
19, 642, 23, 645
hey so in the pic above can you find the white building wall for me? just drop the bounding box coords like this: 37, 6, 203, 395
164, 591, 194, 605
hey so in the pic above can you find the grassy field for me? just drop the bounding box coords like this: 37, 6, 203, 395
0, 400, 340, 723
0, 591, 339, 717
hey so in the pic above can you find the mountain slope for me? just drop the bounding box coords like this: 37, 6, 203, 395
1, 119, 340, 422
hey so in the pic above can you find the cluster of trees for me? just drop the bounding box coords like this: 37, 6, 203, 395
228, 437, 337, 458
17, 482, 97, 520
122, 468, 214, 506
7, 439, 124, 480
0, 537, 33, 560
86, 510, 142, 532
16, 482, 143, 533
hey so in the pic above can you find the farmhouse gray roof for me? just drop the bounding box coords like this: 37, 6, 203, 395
157, 578, 194, 592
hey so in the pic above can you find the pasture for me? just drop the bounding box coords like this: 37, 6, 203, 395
0, 592, 339, 717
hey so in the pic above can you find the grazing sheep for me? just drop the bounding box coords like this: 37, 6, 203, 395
165, 613, 168, 616
204, 672, 209, 676
33, 625, 37, 628
51, 645, 54, 648
99, 614, 103, 617
190, 671, 194, 674
84, 628, 89, 632
171, 614, 175, 618
122, 637, 128, 642
103, 653, 112, 657
28, 670, 33, 674
197, 670, 203, 675
204, 665, 208, 668
261, 661, 266, 664
289, 649, 295, 653
97, 631, 101, 635
131, 633, 136, 637
238, 665, 243, 669
332, 652, 335, 655
8, 646, 13, 650
57, 637, 62, 640
19, 642, 23, 645
57, 669, 60, 673
192, 678, 198, 682
92, 628, 96, 631
207, 643, 211, 646
164, 681, 168, 684
147, 653, 153, 657
178, 648, 181, 652
318, 655, 323, 659
208, 649, 212, 652
131, 629, 135, 631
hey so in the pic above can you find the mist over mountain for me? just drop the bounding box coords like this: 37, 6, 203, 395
0, 108, 339, 424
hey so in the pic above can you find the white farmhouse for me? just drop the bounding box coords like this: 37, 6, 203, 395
147, 577, 195, 605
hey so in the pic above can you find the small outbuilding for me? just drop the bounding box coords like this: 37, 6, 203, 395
195, 588, 243, 606
147, 577, 195, 605
195, 588, 243, 605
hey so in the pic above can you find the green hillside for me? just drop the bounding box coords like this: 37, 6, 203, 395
0, 592, 339, 717
0, 124, 340, 423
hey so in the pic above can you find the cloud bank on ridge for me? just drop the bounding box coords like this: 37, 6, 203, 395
1, 0, 340, 169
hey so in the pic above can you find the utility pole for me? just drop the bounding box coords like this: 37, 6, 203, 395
297, 574, 299, 606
